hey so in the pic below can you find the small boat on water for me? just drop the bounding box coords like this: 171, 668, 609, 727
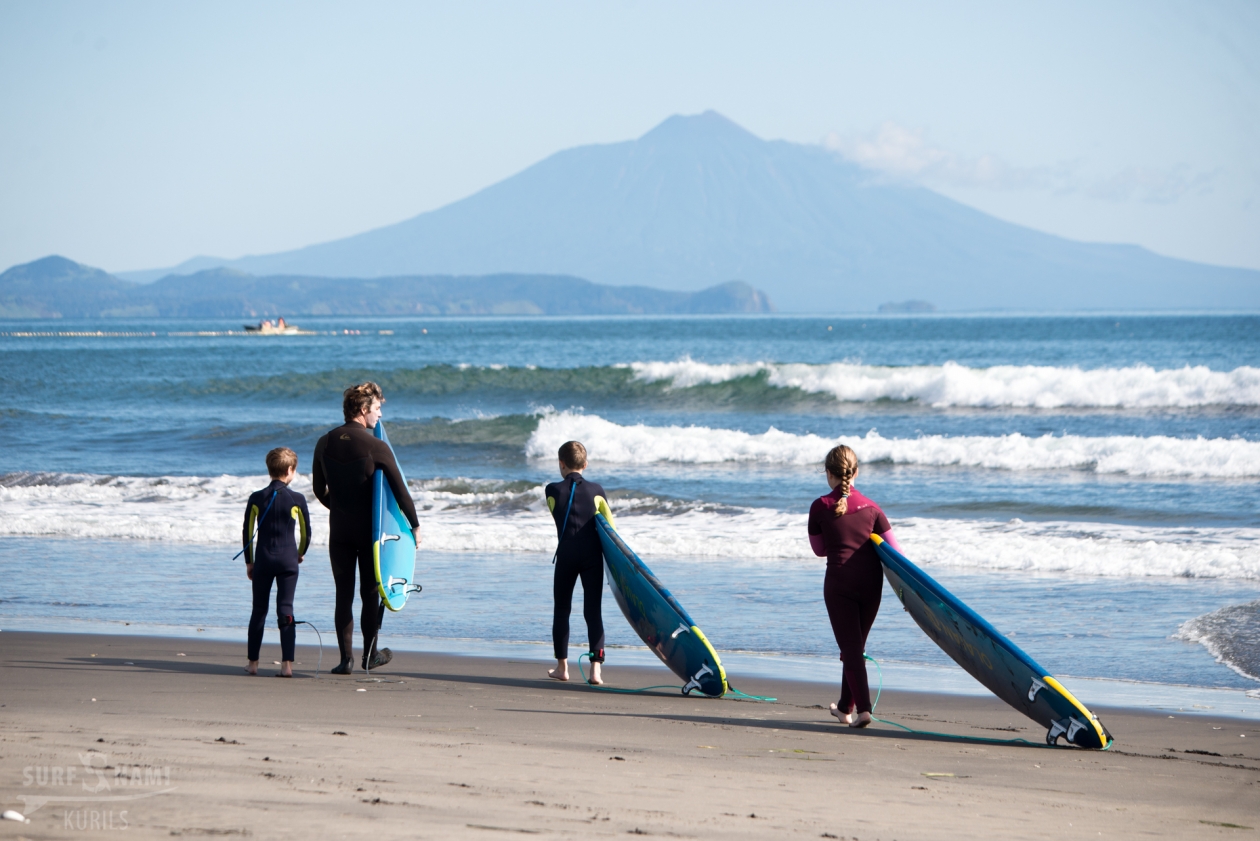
242, 317, 313, 335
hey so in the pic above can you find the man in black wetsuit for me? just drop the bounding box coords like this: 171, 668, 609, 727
312, 382, 420, 674
544, 440, 607, 685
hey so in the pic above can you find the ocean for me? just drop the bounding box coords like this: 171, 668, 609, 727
2, 314, 1258, 717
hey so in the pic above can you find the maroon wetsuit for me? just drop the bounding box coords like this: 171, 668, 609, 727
808, 487, 892, 715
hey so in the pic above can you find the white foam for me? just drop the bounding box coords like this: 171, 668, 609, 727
628, 358, 1260, 408
894, 518, 1260, 580
3, 472, 1258, 579
0, 473, 316, 545
526, 411, 1260, 478
1175, 601, 1260, 684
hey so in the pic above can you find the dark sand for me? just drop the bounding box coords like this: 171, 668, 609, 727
1, 631, 1258, 839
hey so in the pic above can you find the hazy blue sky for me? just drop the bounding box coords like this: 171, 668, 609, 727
1, 0, 1256, 274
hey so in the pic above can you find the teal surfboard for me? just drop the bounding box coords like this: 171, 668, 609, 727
871, 534, 1112, 749
372, 421, 419, 612
594, 500, 728, 697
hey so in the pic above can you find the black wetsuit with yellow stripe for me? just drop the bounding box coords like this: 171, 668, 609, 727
545, 472, 607, 662
242, 479, 312, 662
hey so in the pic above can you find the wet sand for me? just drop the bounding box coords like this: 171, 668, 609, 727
1, 631, 1258, 839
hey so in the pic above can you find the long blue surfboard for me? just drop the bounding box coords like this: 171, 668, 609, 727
872, 534, 1112, 749
372, 421, 418, 612
594, 501, 728, 697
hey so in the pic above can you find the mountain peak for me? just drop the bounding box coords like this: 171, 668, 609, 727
107, 114, 1260, 311
638, 110, 762, 147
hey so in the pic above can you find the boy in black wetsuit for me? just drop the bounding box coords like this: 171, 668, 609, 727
312, 382, 420, 675
544, 441, 608, 685
242, 447, 312, 677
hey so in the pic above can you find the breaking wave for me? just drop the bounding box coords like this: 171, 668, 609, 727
629, 359, 1260, 408
527, 412, 1260, 478
185, 360, 1260, 410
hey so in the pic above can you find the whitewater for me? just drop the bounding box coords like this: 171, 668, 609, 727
525, 411, 1260, 478
4, 471, 1257, 579
628, 359, 1260, 408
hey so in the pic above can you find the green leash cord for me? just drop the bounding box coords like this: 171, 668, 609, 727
863, 654, 1107, 750
575, 653, 776, 702
725, 685, 777, 702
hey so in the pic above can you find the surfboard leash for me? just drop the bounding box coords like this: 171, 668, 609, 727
862, 654, 1091, 749
575, 653, 681, 694
233, 490, 279, 561
724, 686, 777, 702
574, 654, 776, 702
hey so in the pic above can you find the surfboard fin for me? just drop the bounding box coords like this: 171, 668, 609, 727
1028, 677, 1047, 702
1046, 716, 1089, 746
682, 664, 714, 695
671, 623, 690, 639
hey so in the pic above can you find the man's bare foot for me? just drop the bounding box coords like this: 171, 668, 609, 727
588, 661, 603, 685
548, 659, 569, 681
829, 702, 854, 725
245, 660, 258, 676
278, 661, 293, 678
850, 711, 873, 729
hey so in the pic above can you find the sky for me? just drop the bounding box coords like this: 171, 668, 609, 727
1, 0, 1257, 275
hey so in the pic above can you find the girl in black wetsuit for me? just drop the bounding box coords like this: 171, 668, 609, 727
807, 445, 901, 728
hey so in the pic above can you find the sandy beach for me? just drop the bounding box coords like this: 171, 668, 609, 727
1, 631, 1257, 839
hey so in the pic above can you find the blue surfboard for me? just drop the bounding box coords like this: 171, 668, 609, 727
871, 534, 1112, 749
594, 500, 728, 697
372, 421, 419, 612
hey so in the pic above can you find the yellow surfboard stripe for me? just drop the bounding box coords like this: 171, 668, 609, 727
1042, 676, 1110, 747
689, 625, 729, 694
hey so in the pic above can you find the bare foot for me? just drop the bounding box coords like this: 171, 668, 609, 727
850, 711, 872, 729
245, 660, 258, 676
829, 702, 854, 725
278, 661, 293, 678
588, 662, 603, 685
548, 659, 569, 681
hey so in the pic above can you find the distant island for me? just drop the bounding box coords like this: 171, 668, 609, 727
878, 300, 936, 313
0, 256, 774, 318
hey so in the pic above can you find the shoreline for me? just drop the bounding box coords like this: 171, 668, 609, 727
3, 630, 1259, 838
4, 619, 1258, 722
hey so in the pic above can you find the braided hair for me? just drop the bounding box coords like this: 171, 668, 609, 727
824, 444, 858, 516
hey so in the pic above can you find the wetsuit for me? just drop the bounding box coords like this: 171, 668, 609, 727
312, 422, 419, 664
242, 479, 312, 663
545, 472, 607, 663
807, 487, 892, 715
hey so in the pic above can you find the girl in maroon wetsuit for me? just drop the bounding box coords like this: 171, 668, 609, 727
807, 445, 901, 728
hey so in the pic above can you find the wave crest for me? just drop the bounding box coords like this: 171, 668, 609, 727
526, 412, 1260, 478
188, 360, 1260, 410
630, 359, 1260, 408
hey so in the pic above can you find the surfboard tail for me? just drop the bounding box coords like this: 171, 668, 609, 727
871, 533, 1112, 750
595, 513, 727, 698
